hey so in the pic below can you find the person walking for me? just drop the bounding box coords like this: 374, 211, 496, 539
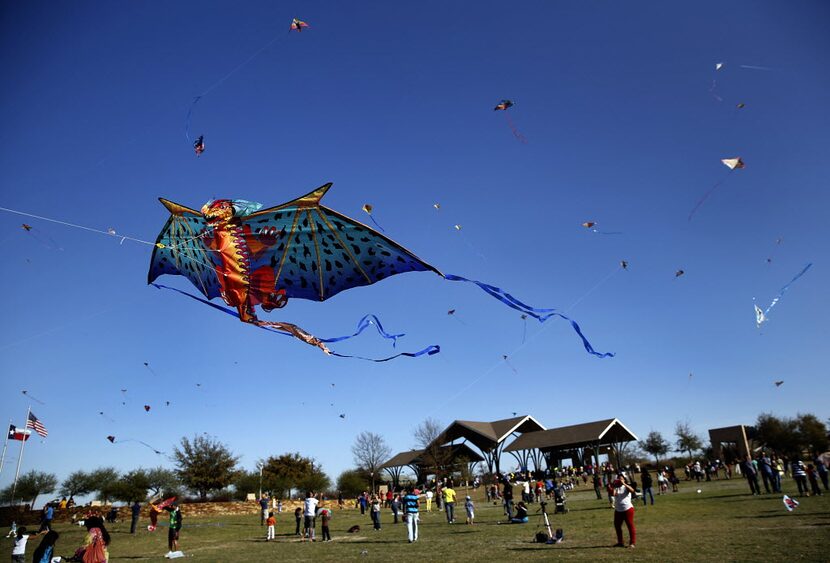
443, 483, 457, 523
464, 496, 475, 525
610, 474, 636, 549
759, 454, 775, 493
424, 489, 433, 512
403, 487, 420, 543
640, 469, 655, 506
130, 501, 141, 534
806, 464, 822, 496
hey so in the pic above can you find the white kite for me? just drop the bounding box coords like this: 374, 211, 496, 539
783, 495, 799, 512
721, 157, 745, 170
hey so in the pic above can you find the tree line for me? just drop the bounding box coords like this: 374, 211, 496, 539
637, 413, 828, 466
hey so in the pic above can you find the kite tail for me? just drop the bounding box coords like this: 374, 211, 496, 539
688, 168, 735, 221
443, 274, 614, 358
151, 283, 438, 361
252, 319, 332, 354
366, 215, 386, 233
505, 113, 528, 144
319, 314, 404, 347
762, 262, 812, 316
184, 96, 202, 144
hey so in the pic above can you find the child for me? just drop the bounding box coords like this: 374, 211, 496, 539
11, 526, 41, 563
32, 530, 59, 563
294, 507, 302, 536
465, 496, 475, 525
320, 508, 332, 541
266, 512, 276, 541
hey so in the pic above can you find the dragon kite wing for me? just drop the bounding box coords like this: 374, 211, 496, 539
243, 183, 441, 302
147, 199, 222, 300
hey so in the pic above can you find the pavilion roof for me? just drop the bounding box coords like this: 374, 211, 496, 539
504, 418, 638, 452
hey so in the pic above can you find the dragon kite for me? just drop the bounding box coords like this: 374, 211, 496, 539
148, 183, 613, 358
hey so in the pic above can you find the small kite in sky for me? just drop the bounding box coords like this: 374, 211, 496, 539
144, 405, 151, 412
107, 435, 116, 443
433, 203, 441, 210
21, 224, 32, 231
688, 158, 745, 221
361, 203, 386, 232
493, 100, 514, 111
675, 269, 685, 278
106, 436, 163, 455
736, 103, 745, 109
715, 62, 724, 71
774, 380, 784, 387
339, 414, 346, 419
194, 135, 205, 157
290, 18, 309, 32
149, 183, 613, 359
582, 221, 622, 235
454, 224, 462, 230
502, 354, 518, 373
722, 157, 745, 170
620, 260, 628, 270
754, 263, 812, 328
143, 362, 158, 376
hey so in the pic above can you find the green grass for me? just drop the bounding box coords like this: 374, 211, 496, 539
25, 479, 830, 562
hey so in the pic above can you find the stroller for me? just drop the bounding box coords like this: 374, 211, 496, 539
554, 486, 568, 514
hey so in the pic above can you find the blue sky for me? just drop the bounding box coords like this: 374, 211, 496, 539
1, 1, 828, 492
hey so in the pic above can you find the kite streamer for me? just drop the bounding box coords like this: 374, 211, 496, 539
319, 314, 404, 347
688, 158, 744, 221
107, 437, 164, 455
443, 274, 614, 358
151, 283, 438, 362
754, 263, 812, 327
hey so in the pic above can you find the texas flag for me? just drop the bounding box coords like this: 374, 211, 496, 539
8, 424, 31, 441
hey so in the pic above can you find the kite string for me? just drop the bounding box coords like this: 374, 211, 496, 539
688, 167, 735, 221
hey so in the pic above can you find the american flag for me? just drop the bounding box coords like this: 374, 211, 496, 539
27, 412, 48, 438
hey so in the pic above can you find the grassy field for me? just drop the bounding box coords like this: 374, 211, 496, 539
22, 478, 829, 562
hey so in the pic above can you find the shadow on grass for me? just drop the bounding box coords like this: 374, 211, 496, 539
508, 544, 609, 551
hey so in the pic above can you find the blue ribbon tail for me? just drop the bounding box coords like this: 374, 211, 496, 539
443, 274, 614, 358
319, 314, 405, 348
152, 284, 436, 360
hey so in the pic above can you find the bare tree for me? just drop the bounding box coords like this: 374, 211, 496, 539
414, 418, 443, 449
414, 418, 452, 479
351, 431, 391, 493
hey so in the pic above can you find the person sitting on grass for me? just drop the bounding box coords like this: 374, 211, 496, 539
510, 501, 529, 523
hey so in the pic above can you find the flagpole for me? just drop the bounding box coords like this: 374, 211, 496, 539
11, 406, 31, 506
0, 419, 10, 478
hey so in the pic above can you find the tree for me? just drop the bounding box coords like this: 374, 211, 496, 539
351, 431, 391, 492
110, 469, 152, 503
146, 467, 181, 498
755, 413, 800, 457
675, 422, 703, 461
797, 413, 829, 455
172, 435, 239, 500
231, 470, 261, 501
413, 418, 452, 479
261, 453, 317, 498
298, 465, 331, 494
336, 469, 371, 497
640, 431, 670, 466
60, 470, 95, 499
89, 467, 121, 504
14, 470, 57, 507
